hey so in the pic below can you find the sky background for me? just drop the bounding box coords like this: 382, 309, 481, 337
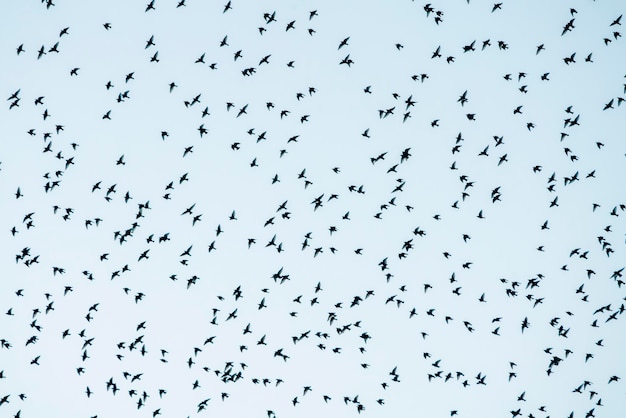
1, 1, 625, 417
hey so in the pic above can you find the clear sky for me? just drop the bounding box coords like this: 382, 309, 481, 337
1, 1, 625, 417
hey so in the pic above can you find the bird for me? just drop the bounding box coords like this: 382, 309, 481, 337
611, 15, 622, 26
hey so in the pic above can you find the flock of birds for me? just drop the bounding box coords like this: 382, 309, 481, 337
1, 1, 626, 417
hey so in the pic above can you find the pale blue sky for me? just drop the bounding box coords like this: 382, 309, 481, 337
1, 1, 625, 417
